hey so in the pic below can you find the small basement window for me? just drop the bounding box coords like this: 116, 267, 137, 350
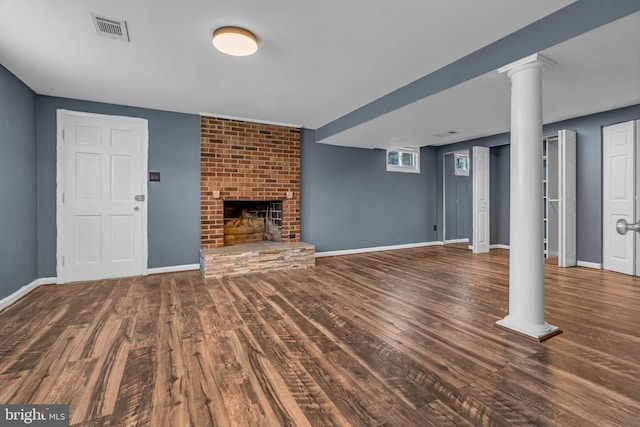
386, 147, 420, 173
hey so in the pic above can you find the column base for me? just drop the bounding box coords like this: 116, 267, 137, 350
495, 315, 562, 342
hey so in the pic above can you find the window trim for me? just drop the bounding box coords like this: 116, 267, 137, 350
386, 147, 420, 173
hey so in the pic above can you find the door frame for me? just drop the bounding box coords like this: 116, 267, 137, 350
442, 149, 475, 248
442, 147, 492, 250
56, 109, 149, 283
442, 151, 460, 246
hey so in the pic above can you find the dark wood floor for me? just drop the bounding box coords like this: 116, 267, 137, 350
1, 247, 639, 426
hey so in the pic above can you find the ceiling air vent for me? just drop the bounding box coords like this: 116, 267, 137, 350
433, 130, 458, 138
91, 13, 130, 42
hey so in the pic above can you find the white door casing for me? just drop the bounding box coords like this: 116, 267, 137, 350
636, 122, 640, 277
602, 120, 636, 275
57, 110, 148, 283
473, 146, 490, 254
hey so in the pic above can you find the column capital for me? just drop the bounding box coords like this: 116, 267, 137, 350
498, 53, 555, 75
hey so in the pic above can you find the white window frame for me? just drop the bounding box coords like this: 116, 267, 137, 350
386, 147, 420, 173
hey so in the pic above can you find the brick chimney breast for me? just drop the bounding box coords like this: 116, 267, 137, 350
200, 116, 301, 249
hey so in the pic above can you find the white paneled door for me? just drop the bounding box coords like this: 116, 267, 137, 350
557, 130, 577, 267
473, 146, 490, 254
602, 120, 638, 276
57, 110, 148, 283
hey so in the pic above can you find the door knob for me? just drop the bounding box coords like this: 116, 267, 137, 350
134, 206, 140, 211
616, 218, 640, 235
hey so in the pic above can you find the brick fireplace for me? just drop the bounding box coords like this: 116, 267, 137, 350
199, 116, 314, 278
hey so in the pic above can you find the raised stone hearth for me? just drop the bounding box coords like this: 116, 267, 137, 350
200, 242, 315, 279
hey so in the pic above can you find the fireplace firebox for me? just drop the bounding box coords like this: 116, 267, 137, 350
223, 200, 283, 246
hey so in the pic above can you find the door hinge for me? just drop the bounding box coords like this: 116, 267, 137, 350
62, 193, 65, 203
62, 256, 65, 267
62, 129, 65, 140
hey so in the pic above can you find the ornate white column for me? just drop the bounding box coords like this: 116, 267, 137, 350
496, 53, 561, 341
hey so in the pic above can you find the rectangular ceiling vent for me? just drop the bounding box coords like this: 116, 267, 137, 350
91, 13, 130, 42
433, 130, 458, 138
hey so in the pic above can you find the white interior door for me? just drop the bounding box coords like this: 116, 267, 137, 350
473, 146, 490, 253
602, 120, 636, 275
558, 130, 577, 267
57, 110, 148, 283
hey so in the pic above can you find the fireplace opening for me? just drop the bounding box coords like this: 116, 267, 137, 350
223, 200, 283, 246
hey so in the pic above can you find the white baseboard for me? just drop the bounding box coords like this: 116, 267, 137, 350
316, 241, 442, 258
0, 277, 55, 312
577, 260, 602, 269
0, 264, 201, 313
444, 238, 470, 244
490, 244, 510, 250
315, 241, 516, 257
147, 264, 200, 275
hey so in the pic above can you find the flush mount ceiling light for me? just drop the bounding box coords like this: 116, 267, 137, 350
212, 26, 258, 56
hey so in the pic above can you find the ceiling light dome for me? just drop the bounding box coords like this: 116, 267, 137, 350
212, 26, 258, 56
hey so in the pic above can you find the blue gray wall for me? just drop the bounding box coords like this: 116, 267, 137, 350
438, 104, 640, 263
0, 65, 38, 297
301, 128, 437, 252
305, 103, 640, 262
36, 96, 201, 277
2, 63, 639, 303
435, 134, 510, 244
543, 105, 640, 263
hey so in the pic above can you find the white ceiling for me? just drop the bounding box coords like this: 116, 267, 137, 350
0, 1, 638, 149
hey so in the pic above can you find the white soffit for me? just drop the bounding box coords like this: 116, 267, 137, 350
319, 11, 640, 149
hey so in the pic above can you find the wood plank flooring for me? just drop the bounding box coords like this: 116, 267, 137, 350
1, 247, 639, 426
